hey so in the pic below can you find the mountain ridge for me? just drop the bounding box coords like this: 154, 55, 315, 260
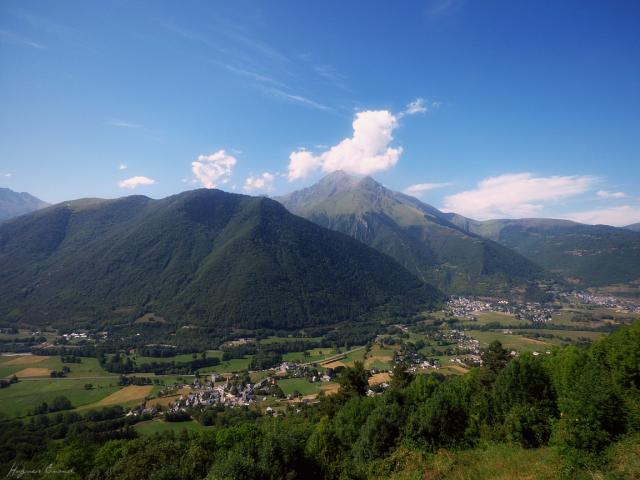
0, 187, 49, 222
277, 171, 548, 297
0, 188, 441, 332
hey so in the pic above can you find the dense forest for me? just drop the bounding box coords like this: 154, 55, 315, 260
1, 321, 638, 479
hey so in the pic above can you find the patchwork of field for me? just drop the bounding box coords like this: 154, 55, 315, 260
0, 354, 116, 379
364, 345, 395, 370
13, 367, 53, 377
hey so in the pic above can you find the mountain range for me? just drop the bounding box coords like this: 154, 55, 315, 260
0, 187, 49, 222
276, 172, 548, 297
626, 223, 640, 232
445, 215, 640, 288
278, 172, 640, 293
0, 189, 440, 331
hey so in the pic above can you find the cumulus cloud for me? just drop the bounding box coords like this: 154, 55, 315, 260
562, 205, 640, 227
443, 173, 597, 220
118, 176, 156, 189
244, 172, 275, 192
192, 149, 237, 188
287, 110, 402, 181
404, 182, 453, 197
596, 190, 627, 199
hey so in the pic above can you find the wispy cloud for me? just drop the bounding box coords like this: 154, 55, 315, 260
0, 29, 46, 49
443, 173, 598, 219
118, 164, 128, 171
398, 98, 442, 118
268, 88, 330, 111
404, 182, 453, 197
425, 0, 465, 18
118, 176, 156, 189
2, 173, 13, 178
596, 190, 627, 199
106, 120, 142, 129
562, 205, 640, 227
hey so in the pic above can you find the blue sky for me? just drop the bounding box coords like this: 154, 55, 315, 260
1, 0, 639, 225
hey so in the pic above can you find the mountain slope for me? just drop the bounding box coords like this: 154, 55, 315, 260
445, 215, 640, 287
0, 189, 441, 330
277, 172, 547, 297
625, 223, 640, 232
0, 187, 49, 222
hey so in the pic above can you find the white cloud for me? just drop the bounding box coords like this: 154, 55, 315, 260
119, 164, 128, 171
443, 173, 597, 220
287, 110, 402, 181
404, 98, 427, 115
596, 190, 627, 199
118, 176, 156, 189
107, 120, 142, 129
191, 149, 237, 188
2, 173, 12, 178
244, 172, 275, 192
403, 182, 453, 197
562, 205, 640, 227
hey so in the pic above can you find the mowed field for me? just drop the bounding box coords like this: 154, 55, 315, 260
0, 377, 120, 418
0, 354, 115, 379
469, 331, 553, 353
463, 311, 529, 327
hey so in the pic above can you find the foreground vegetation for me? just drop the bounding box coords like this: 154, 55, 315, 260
0, 319, 637, 479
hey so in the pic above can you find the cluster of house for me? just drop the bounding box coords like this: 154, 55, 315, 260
566, 291, 640, 313
446, 296, 554, 323
165, 375, 264, 413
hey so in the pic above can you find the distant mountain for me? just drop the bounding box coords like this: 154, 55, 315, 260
625, 223, 640, 232
0, 187, 49, 222
0, 189, 441, 331
276, 172, 547, 297
445, 215, 640, 288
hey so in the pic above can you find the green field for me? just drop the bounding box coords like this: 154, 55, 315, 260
0, 377, 120, 418
277, 378, 322, 396
464, 311, 529, 328
0, 355, 115, 379
134, 419, 213, 435
469, 331, 552, 353
259, 336, 323, 345
199, 356, 253, 374
283, 347, 336, 363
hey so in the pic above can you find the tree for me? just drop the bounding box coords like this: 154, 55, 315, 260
391, 362, 413, 390
481, 340, 511, 374
337, 361, 368, 398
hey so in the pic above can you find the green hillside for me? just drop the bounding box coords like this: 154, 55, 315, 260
446, 215, 640, 288
0, 189, 441, 331
277, 172, 547, 297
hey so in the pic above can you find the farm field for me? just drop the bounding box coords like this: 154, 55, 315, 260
283, 347, 336, 363
469, 331, 552, 353
0, 354, 115, 379
463, 311, 529, 328
277, 378, 323, 396
0, 377, 119, 418
513, 329, 605, 343
364, 345, 395, 369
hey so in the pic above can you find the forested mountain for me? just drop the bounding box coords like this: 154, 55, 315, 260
0, 187, 49, 222
277, 172, 547, 297
0, 189, 440, 330
445, 215, 640, 288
